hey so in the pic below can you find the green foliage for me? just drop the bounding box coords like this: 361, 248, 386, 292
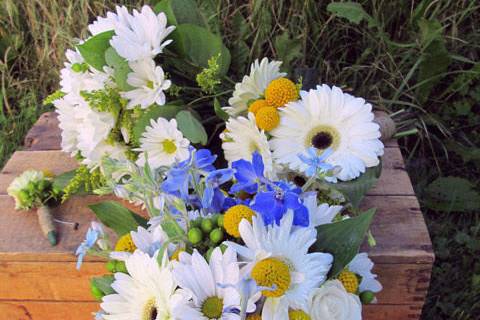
196, 54, 222, 94
132, 104, 183, 143
60, 166, 106, 201
155, 0, 205, 27
43, 90, 65, 106
424, 177, 480, 212
175, 110, 208, 145
91, 275, 115, 296
76, 30, 114, 71
213, 98, 228, 121
89, 201, 148, 236
274, 33, 302, 74
105, 47, 132, 91
327, 2, 377, 27
313, 208, 376, 277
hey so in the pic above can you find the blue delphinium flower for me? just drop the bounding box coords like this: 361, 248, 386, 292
230, 151, 267, 194
298, 147, 334, 177
202, 168, 234, 211
161, 161, 191, 199
251, 181, 309, 227
193, 149, 217, 172
75, 224, 102, 270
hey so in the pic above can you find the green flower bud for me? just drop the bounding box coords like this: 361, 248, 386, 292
209, 228, 224, 244
188, 227, 203, 245
90, 281, 104, 301
217, 215, 224, 228
360, 291, 375, 304
201, 219, 213, 233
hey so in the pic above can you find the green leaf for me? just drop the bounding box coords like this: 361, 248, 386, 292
327, 2, 376, 27
52, 169, 88, 195
312, 209, 376, 278
161, 217, 186, 238
154, 0, 205, 27
329, 164, 382, 208
132, 104, 184, 144
175, 110, 208, 145
424, 177, 480, 212
105, 47, 132, 91
214, 98, 228, 121
172, 24, 230, 76
89, 201, 148, 236
274, 33, 302, 73
77, 30, 114, 71
91, 275, 115, 295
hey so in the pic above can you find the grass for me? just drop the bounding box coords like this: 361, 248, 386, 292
1, 0, 479, 318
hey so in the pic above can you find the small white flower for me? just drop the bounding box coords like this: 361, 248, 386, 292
136, 118, 190, 169
224, 58, 286, 116
302, 193, 343, 227
7, 170, 45, 210
122, 58, 171, 109
88, 6, 131, 36
348, 253, 382, 293
308, 280, 362, 320
110, 6, 175, 61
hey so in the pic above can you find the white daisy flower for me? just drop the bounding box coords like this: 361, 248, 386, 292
220, 113, 274, 177
110, 6, 175, 61
54, 96, 81, 155
100, 250, 181, 320
225, 211, 333, 319
81, 141, 127, 169
348, 253, 382, 293
122, 58, 171, 109
302, 193, 343, 227
88, 5, 131, 36
136, 118, 190, 169
172, 247, 258, 320
270, 85, 384, 181
223, 58, 286, 116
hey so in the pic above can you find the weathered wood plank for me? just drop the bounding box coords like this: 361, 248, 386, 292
0, 151, 78, 176
363, 304, 423, 320
23, 112, 62, 151
0, 301, 98, 320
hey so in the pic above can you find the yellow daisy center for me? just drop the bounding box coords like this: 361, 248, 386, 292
305, 125, 341, 151
201, 296, 224, 319
114, 233, 136, 253
338, 270, 359, 293
146, 80, 155, 89
42, 170, 55, 178
265, 78, 299, 108
223, 205, 256, 238
255, 106, 280, 131
142, 297, 158, 320
251, 258, 291, 297
162, 139, 177, 154
248, 99, 270, 114
170, 248, 184, 261
289, 310, 311, 320
247, 314, 262, 320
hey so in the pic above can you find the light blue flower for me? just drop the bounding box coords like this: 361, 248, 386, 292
202, 168, 234, 211
75, 224, 102, 270
298, 147, 334, 177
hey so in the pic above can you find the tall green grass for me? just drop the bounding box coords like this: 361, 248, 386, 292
0, 0, 479, 318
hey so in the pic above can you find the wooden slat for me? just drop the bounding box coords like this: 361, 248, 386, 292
23, 112, 62, 151
0, 301, 98, 320
363, 304, 423, 320
0, 150, 78, 177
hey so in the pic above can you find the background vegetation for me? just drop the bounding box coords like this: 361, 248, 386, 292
0, 0, 479, 318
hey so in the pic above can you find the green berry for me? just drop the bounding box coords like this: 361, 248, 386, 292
201, 219, 213, 233
90, 281, 104, 301
217, 215, 224, 228
106, 261, 116, 272
205, 247, 214, 262
360, 291, 375, 304
211, 214, 220, 225
209, 228, 224, 244
188, 227, 203, 245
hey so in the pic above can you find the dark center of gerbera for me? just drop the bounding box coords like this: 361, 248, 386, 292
142, 298, 158, 320
311, 131, 333, 150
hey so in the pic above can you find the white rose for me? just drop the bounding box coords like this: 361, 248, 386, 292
309, 280, 362, 320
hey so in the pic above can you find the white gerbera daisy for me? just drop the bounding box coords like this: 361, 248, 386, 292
110, 6, 175, 61
122, 59, 171, 109
270, 85, 384, 181
88, 5, 131, 36
172, 247, 258, 320
223, 58, 286, 116
302, 193, 343, 227
225, 211, 333, 319
100, 250, 180, 320
348, 253, 382, 293
136, 118, 190, 169
220, 113, 274, 176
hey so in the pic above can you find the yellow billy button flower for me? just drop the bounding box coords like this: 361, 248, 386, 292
201, 296, 224, 319
246, 314, 262, 320
248, 99, 270, 114
338, 270, 359, 294
114, 233, 136, 253
289, 310, 311, 320
255, 106, 280, 131
265, 77, 299, 108
251, 257, 291, 297
223, 205, 256, 238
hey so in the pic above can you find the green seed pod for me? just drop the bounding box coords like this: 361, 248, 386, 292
360, 291, 375, 304
201, 219, 214, 233
188, 227, 203, 245
106, 261, 116, 273
90, 281, 104, 301
209, 228, 224, 244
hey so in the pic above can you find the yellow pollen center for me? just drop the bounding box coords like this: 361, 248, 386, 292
142, 297, 158, 320
305, 125, 341, 151
170, 248, 184, 261
338, 270, 359, 293
201, 296, 224, 319
247, 314, 262, 320
255, 106, 280, 131
264, 78, 299, 108
251, 258, 291, 297
146, 80, 155, 89
223, 205, 256, 238
162, 139, 177, 154
248, 99, 270, 114
289, 310, 311, 320
114, 233, 136, 253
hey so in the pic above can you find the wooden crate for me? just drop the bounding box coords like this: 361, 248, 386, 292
0, 112, 434, 320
